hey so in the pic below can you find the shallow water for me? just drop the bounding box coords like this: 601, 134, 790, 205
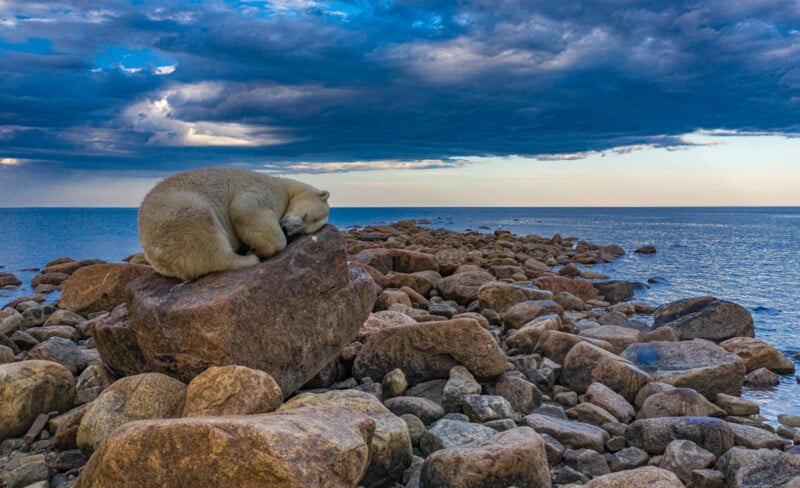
1, 207, 798, 419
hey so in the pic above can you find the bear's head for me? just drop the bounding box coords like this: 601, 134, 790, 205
280, 189, 330, 236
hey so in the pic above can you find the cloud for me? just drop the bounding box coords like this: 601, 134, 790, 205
264, 158, 471, 174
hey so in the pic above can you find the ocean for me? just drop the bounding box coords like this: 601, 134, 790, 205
1, 207, 798, 419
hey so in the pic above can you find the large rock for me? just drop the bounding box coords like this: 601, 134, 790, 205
562, 341, 652, 402
77, 373, 187, 452
90, 304, 149, 377
728, 423, 789, 450
523, 413, 610, 452
358, 311, 417, 342
584, 466, 685, 488
659, 440, 716, 484
719, 337, 795, 374
592, 281, 636, 304
182, 365, 283, 417
506, 315, 563, 352
420, 427, 552, 488
436, 270, 496, 305
652, 297, 754, 342
584, 382, 635, 423
477, 282, 552, 313
621, 340, 746, 398
503, 300, 563, 329
535, 330, 615, 364
637, 388, 725, 419
75, 406, 375, 488
580, 325, 644, 354
351, 248, 439, 275
0, 360, 76, 441
281, 390, 412, 488
420, 419, 496, 455
27, 336, 98, 375
533, 275, 598, 302
717, 447, 800, 488
353, 318, 507, 385
625, 417, 734, 457
60, 264, 154, 315
117, 226, 377, 395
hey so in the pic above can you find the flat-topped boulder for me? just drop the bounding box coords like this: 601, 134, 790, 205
350, 248, 439, 274
652, 296, 754, 342
103, 225, 376, 396
524, 413, 610, 452
533, 275, 598, 302
60, 264, 155, 315
580, 325, 644, 354
621, 340, 746, 398
436, 270, 496, 305
477, 282, 552, 313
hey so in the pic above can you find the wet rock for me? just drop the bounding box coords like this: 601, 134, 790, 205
533, 275, 598, 302
626, 417, 733, 456
76, 373, 187, 452
503, 300, 563, 329
122, 226, 376, 395
716, 447, 800, 488
652, 296, 754, 342
584, 466, 684, 488
621, 339, 746, 398
523, 413, 609, 452
442, 365, 481, 412
420, 427, 551, 488
562, 341, 652, 402
383, 396, 444, 424
182, 365, 282, 417
610, 447, 650, 472
354, 318, 507, 385
436, 270, 496, 305
637, 388, 726, 419
420, 419, 496, 455
593, 281, 636, 304
635, 245, 657, 254
720, 337, 795, 374
75, 405, 375, 488
0, 360, 75, 441
535, 329, 615, 364
580, 325, 644, 354
60, 264, 155, 315
351, 248, 439, 275
728, 422, 789, 449
477, 281, 552, 313
744, 367, 779, 387
659, 440, 716, 484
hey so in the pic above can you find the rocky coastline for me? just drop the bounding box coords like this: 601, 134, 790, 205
1, 220, 799, 488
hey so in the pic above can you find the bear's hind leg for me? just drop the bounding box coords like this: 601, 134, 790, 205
229, 192, 288, 259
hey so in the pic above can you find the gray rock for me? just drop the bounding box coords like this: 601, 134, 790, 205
401, 414, 425, 445
566, 403, 618, 427
419, 419, 496, 455
540, 432, 565, 465
691, 469, 726, 488
637, 388, 726, 419
716, 447, 800, 488
523, 413, 610, 452
405, 379, 446, 405
442, 366, 481, 412
779, 414, 800, 428
659, 439, 716, 484
384, 396, 444, 424
495, 372, 543, 413
653, 296, 754, 342
461, 394, 515, 422
744, 367, 779, 387
610, 446, 650, 472
565, 448, 610, 477
74, 364, 116, 405
0, 454, 49, 488
728, 422, 789, 450
626, 417, 733, 457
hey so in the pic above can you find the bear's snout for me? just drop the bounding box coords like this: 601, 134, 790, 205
280, 215, 305, 237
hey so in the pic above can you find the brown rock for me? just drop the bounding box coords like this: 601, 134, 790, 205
584, 382, 635, 423
562, 341, 652, 402
375, 289, 412, 311
637, 388, 726, 419
716, 447, 800, 488
31, 272, 70, 288
580, 325, 644, 354
534, 330, 615, 364
533, 275, 598, 302
436, 249, 475, 276
626, 417, 734, 457
634, 382, 676, 409
384, 272, 433, 296
351, 248, 438, 274
653, 296, 754, 342
60, 264, 155, 315
635, 245, 657, 255
720, 337, 795, 374
90, 304, 150, 377
349, 261, 385, 289
75, 406, 375, 488
584, 466, 684, 488
353, 318, 508, 385
0, 272, 22, 287
358, 311, 417, 341
49, 404, 91, 450
436, 270, 496, 305
506, 315, 562, 352
503, 300, 563, 329
120, 226, 377, 395
644, 326, 680, 342
477, 282, 552, 313
183, 365, 282, 417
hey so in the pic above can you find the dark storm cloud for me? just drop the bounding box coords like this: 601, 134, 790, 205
0, 0, 798, 174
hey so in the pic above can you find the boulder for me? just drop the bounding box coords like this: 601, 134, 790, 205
281, 390, 412, 488
728, 423, 788, 450
744, 367, 779, 387
77, 373, 187, 452
420, 419, 496, 455
436, 270, 496, 305
420, 427, 552, 488
383, 396, 444, 425
26, 337, 98, 376
351, 248, 438, 275
60, 264, 154, 315
652, 297, 754, 342
460, 395, 514, 422
714, 393, 759, 416
535, 330, 615, 364
75, 406, 375, 488
0, 360, 76, 441
659, 440, 716, 484
0, 272, 22, 287
565, 403, 618, 426
533, 276, 598, 302
580, 325, 644, 354
584, 466, 685, 488
584, 382, 635, 423
523, 413, 609, 452
562, 341, 652, 402
503, 300, 563, 329
506, 315, 562, 352
621, 340, 746, 398
90, 304, 149, 377
183, 365, 282, 417
719, 337, 795, 374
634, 382, 676, 408
477, 282, 552, 313
495, 372, 543, 414
637, 388, 725, 419
716, 447, 800, 488
383, 272, 433, 296
625, 417, 734, 457
593, 281, 636, 304
75, 364, 117, 405
119, 226, 376, 395
358, 311, 417, 342
353, 318, 507, 385
442, 366, 481, 412
436, 249, 474, 276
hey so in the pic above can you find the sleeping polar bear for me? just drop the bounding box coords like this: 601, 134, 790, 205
138, 167, 330, 280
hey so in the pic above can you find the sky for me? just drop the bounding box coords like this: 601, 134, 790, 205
0, 0, 799, 207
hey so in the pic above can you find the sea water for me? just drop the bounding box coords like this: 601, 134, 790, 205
1, 207, 798, 418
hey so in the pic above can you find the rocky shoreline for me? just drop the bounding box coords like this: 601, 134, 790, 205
1, 220, 799, 488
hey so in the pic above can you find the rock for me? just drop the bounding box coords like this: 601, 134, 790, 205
635, 245, 657, 254
120, 226, 376, 395
652, 296, 754, 342
406, 379, 446, 405
621, 340, 746, 398
715, 393, 759, 416
182, 365, 282, 417
358, 311, 417, 341
506, 314, 562, 352
533, 276, 598, 302
659, 440, 716, 483
778, 414, 800, 428
281, 390, 412, 488
716, 447, 800, 488
566, 403, 618, 426
0, 360, 75, 441
89, 304, 148, 377
728, 422, 788, 449
580, 325, 644, 354
565, 448, 611, 477
75, 364, 117, 405
76, 373, 187, 452
644, 326, 681, 342
402, 414, 425, 445
503, 300, 563, 329
26, 336, 96, 375
476, 282, 552, 313
383, 396, 444, 424
375, 289, 412, 311
691, 469, 726, 488
49, 404, 90, 450
75, 405, 375, 488
610, 447, 650, 471
554, 291, 586, 311
0, 344, 13, 363
20, 304, 55, 327
584, 382, 635, 423
436, 249, 474, 275
436, 270, 496, 305
535, 330, 615, 364
720, 337, 795, 374
26, 325, 80, 342
461, 395, 514, 422
584, 466, 685, 488
626, 417, 733, 456
495, 372, 543, 413
419, 427, 551, 488
384, 272, 433, 296
427, 302, 457, 318
634, 382, 676, 408
419, 419, 496, 455
381, 368, 408, 398
637, 388, 725, 419
353, 318, 507, 385
442, 366, 481, 412
555, 390, 578, 407
351, 248, 439, 274
559, 263, 582, 277
0, 272, 22, 287
593, 281, 636, 304
0, 454, 49, 488
59, 264, 155, 315
744, 367, 779, 387
562, 341, 652, 402
523, 413, 609, 452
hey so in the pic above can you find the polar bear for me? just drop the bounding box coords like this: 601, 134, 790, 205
137, 167, 330, 280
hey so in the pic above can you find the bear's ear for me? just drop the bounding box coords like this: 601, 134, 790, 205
319, 190, 330, 202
